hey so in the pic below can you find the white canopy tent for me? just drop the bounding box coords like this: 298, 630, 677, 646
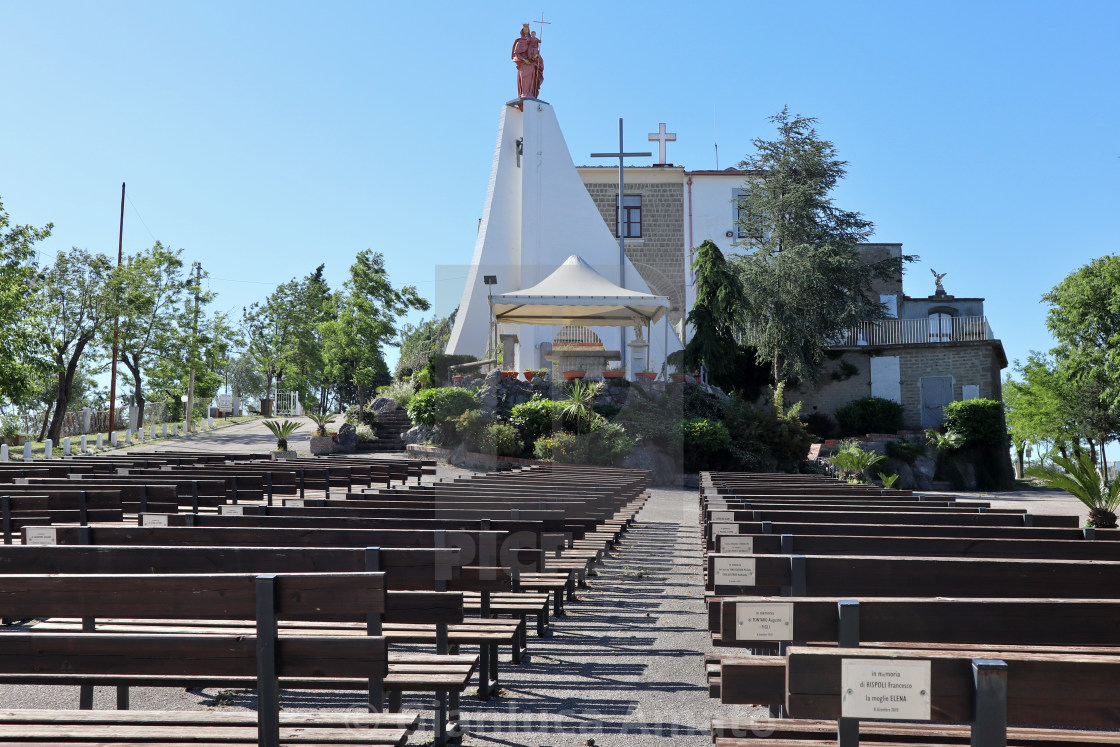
488, 254, 674, 377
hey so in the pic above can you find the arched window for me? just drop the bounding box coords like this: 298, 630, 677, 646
928, 311, 954, 342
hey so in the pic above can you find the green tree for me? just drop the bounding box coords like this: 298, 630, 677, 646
396, 311, 455, 379
322, 250, 429, 418
683, 240, 745, 386
104, 242, 187, 428
38, 247, 114, 442
731, 108, 909, 386
0, 197, 52, 404
1043, 255, 1120, 412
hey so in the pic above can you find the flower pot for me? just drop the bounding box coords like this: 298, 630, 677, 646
635, 372, 657, 381
602, 371, 625, 380
309, 435, 333, 456
271, 450, 297, 460
562, 370, 586, 381
671, 374, 686, 382
501, 371, 518, 380
451, 376, 464, 385
522, 371, 535, 382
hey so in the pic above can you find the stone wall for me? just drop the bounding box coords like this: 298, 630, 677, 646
794, 342, 1005, 431
583, 181, 686, 329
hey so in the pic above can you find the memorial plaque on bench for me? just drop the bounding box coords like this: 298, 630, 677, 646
711, 511, 736, 521
141, 514, 170, 527
219, 504, 245, 516
713, 556, 755, 586
283, 498, 305, 507
24, 527, 57, 545
719, 536, 753, 553
712, 523, 740, 537
840, 658, 931, 720
736, 602, 792, 641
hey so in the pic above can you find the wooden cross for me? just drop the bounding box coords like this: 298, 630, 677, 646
532, 12, 550, 40
648, 122, 677, 165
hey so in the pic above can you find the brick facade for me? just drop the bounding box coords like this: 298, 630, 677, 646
797, 342, 1005, 431
583, 180, 686, 329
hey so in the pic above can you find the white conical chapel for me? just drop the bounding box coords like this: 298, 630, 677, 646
445, 96, 681, 376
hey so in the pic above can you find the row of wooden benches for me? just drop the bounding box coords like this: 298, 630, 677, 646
699, 471, 1120, 747
0, 454, 650, 746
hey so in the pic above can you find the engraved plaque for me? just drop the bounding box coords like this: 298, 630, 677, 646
219, 504, 245, 516
712, 556, 756, 586
720, 535, 754, 553
711, 522, 740, 537
25, 527, 57, 545
841, 658, 931, 720
736, 602, 793, 641
283, 499, 305, 507
710, 510, 735, 521
143, 514, 169, 527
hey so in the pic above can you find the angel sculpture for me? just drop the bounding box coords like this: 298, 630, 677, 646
931, 268, 947, 293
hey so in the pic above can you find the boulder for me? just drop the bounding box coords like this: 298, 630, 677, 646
370, 397, 401, 416
402, 424, 435, 446
333, 423, 358, 453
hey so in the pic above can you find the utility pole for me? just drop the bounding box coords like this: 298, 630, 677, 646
185, 263, 201, 433
108, 182, 125, 433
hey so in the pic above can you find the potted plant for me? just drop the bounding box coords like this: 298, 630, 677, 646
522, 370, 536, 382
635, 370, 657, 381
534, 368, 549, 381
263, 419, 302, 459
562, 370, 586, 381
306, 411, 337, 456
451, 375, 464, 385
602, 368, 625, 380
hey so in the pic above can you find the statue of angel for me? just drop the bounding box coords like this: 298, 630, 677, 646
931, 269, 947, 293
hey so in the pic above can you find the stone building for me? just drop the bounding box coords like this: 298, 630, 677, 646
576, 163, 1007, 430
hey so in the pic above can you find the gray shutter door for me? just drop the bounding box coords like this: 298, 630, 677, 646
920, 376, 954, 428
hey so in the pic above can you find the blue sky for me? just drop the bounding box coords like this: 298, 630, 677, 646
2, 0, 1118, 378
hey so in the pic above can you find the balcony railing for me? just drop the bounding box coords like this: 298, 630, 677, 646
834, 315, 994, 347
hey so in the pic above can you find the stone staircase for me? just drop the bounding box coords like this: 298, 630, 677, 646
358, 407, 413, 453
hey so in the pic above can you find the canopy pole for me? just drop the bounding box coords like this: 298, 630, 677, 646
660, 318, 666, 380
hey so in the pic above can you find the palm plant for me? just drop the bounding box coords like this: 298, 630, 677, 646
1026, 452, 1120, 528
560, 379, 598, 435
263, 419, 302, 451
880, 473, 900, 490
306, 410, 337, 437
829, 443, 886, 483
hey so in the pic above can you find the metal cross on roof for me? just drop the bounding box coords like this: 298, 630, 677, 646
648, 122, 677, 165
591, 118, 652, 289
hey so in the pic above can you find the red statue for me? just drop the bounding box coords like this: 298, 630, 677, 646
512, 23, 544, 99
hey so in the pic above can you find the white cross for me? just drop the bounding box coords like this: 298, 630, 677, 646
648, 122, 677, 164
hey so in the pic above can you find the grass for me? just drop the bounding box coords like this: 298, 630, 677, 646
2, 415, 260, 461
619, 566, 649, 579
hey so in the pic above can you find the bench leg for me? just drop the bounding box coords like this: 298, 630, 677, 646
566, 574, 576, 602
388, 690, 402, 712
490, 642, 500, 681
79, 684, 93, 710
434, 691, 449, 746
478, 643, 492, 700
116, 685, 129, 710
553, 589, 564, 616
368, 678, 384, 713
536, 610, 547, 638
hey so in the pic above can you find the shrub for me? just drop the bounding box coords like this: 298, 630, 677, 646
533, 432, 584, 463
722, 392, 815, 472
803, 411, 838, 440
683, 385, 728, 421
344, 403, 378, 427
835, 396, 904, 437
589, 419, 635, 465
532, 422, 635, 466
406, 387, 481, 444
449, 409, 489, 451
942, 399, 1008, 448
479, 421, 523, 457
682, 417, 732, 473
354, 423, 377, 442
378, 380, 417, 409
886, 439, 923, 463
829, 443, 886, 482
412, 366, 440, 390
510, 396, 570, 443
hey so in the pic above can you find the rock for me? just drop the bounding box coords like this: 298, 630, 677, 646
402, 424, 435, 446
449, 443, 469, 467
333, 423, 358, 453
370, 397, 401, 416
890, 460, 916, 490
912, 452, 937, 488
484, 369, 502, 387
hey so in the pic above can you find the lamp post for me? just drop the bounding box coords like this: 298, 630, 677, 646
484, 275, 498, 372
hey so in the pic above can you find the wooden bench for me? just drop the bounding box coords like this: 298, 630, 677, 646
0, 571, 418, 747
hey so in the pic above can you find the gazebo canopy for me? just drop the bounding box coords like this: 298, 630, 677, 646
489, 255, 669, 326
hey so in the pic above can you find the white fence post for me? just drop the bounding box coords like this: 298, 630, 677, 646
23, 442, 32, 460
110, 432, 118, 447
80, 434, 87, 453
44, 439, 52, 460
96, 433, 103, 450
62, 437, 70, 456
0, 444, 7, 462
